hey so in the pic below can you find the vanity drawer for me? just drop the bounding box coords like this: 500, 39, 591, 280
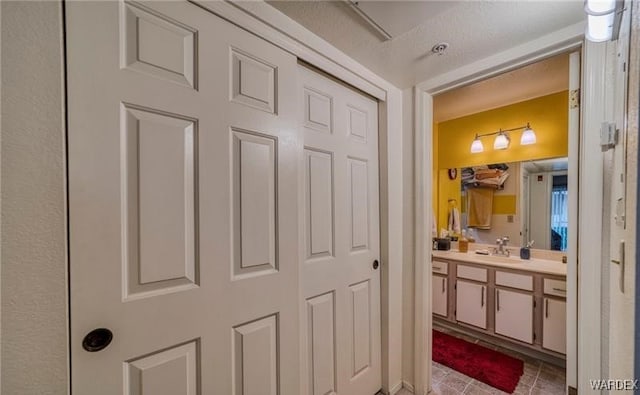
496, 271, 533, 291
432, 260, 448, 275
544, 279, 567, 297
457, 265, 487, 282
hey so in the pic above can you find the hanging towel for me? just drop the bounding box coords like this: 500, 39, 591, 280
448, 207, 461, 234
432, 209, 437, 237
467, 188, 494, 229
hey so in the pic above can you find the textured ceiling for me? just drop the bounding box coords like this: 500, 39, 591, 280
267, 1, 585, 89
433, 52, 570, 122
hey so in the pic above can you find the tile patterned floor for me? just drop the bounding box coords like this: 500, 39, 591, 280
394, 330, 567, 395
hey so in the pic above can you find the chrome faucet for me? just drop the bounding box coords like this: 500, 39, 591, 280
493, 236, 511, 256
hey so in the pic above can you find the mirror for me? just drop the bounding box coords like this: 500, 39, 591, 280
451, 157, 568, 251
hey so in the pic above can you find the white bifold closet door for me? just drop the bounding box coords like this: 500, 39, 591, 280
298, 65, 382, 395
67, 1, 301, 393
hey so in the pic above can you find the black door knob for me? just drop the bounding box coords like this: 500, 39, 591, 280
82, 328, 113, 352
373, 260, 379, 270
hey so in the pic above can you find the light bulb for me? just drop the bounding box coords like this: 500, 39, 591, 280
493, 133, 509, 150
520, 127, 537, 145
470, 138, 484, 153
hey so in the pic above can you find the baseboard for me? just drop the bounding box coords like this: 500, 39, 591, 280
389, 381, 403, 395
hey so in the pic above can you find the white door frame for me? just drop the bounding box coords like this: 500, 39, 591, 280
191, 2, 405, 394
413, 23, 592, 395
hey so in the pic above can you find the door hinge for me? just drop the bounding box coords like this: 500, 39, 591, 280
533, 333, 536, 341
534, 300, 536, 308
454, 310, 456, 316
569, 89, 580, 109
454, 283, 457, 290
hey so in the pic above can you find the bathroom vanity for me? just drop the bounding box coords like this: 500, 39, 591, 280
431, 249, 567, 359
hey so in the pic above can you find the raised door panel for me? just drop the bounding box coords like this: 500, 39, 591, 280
350, 280, 372, 378
543, 298, 567, 354
233, 315, 278, 395
125, 340, 199, 395
232, 129, 277, 278
455, 280, 487, 329
432, 275, 448, 317
495, 289, 533, 344
306, 292, 337, 395
348, 158, 369, 252
304, 88, 333, 134
231, 49, 276, 113
122, 104, 198, 299
304, 149, 334, 261
122, 1, 197, 88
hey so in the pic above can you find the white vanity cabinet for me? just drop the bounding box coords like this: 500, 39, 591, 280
456, 280, 487, 329
432, 275, 448, 317
494, 271, 534, 344
495, 288, 533, 343
542, 279, 567, 354
431, 253, 567, 358
432, 260, 449, 317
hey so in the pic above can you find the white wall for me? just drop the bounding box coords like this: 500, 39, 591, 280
1, 1, 68, 394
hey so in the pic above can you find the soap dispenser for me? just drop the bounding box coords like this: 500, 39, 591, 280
458, 229, 469, 253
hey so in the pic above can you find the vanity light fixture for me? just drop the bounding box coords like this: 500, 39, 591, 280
584, 0, 623, 42
469, 123, 537, 154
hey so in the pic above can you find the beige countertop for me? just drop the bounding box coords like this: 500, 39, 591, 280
432, 249, 567, 277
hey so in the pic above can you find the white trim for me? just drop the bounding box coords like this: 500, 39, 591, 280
566, 50, 581, 390
413, 88, 431, 395
189, 2, 404, 393
577, 40, 607, 394
413, 23, 587, 395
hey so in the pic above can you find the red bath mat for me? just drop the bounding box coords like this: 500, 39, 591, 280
432, 330, 524, 393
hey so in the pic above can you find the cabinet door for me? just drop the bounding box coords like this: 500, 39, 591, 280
543, 298, 566, 354
432, 275, 448, 317
495, 289, 533, 344
455, 280, 487, 329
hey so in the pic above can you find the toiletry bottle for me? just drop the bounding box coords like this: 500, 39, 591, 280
458, 230, 469, 253
467, 229, 476, 243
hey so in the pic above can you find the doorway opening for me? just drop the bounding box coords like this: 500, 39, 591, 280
416, 40, 580, 390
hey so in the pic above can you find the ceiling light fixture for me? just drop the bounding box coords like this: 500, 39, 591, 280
469, 123, 537, 154
584, 0, 623, 42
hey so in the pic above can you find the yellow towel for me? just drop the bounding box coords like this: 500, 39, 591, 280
467, 188, 493, 229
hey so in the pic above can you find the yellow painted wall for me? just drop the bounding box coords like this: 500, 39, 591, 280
434, 92, 569, 231
437, 91, 569, 170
